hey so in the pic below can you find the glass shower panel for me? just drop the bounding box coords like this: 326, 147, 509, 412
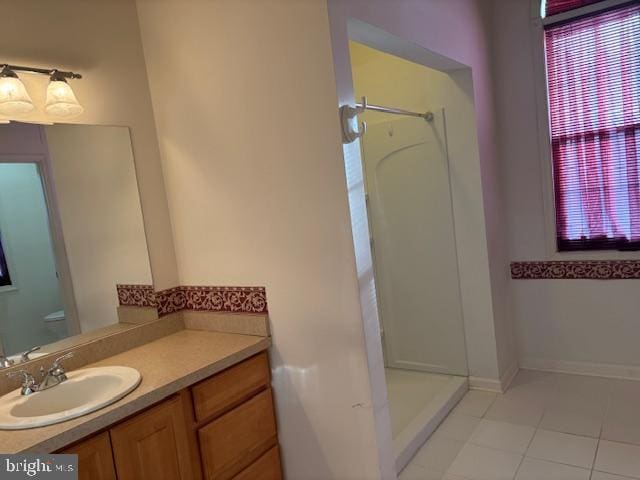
361, 112, 467, 376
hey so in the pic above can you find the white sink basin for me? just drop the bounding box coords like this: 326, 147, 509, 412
0, 366, 141, 429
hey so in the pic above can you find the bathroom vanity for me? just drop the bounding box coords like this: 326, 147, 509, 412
0, 329, 281, 480
62, 351, 279, 480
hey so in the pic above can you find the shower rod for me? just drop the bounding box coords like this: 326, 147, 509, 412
340, 96, 434, 144
355, 100, 434, 122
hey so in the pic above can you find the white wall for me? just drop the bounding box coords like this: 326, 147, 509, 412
45, 125, 153, 332
0, 164, 64, 355
135, 1, 382, 478
490, 0, 640, 374
0, 0, 178, 290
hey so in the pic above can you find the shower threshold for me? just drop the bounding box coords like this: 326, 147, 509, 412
385, 370, 468, 473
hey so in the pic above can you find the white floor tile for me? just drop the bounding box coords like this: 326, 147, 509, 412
553, 373, 611, 401
447, 443, 522, 480
540, 393, 606, 438
515, 458, 590, 480
411, 435, 466, 472
469, 419, 535, 454
601, 415, 640, 448
399, 463, 444, 480
442, 474, 471, 480
594, 440, 640, 479
591, 471, 638, 480
453, 391, 496, 417
505, 370, 557, 404
602, 380, 640, 446
436, 414, 481, 442
484, 397, 545, 427
527, 429, 598, 469
512, 369, 558, 387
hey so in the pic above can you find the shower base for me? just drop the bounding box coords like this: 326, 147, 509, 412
385, 368, 467, 473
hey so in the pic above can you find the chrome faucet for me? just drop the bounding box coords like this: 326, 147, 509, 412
20, 346, 41, 363
6, 351, 74, 395
38, 352, 74, 391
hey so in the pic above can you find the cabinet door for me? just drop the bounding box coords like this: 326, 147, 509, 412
199, 389, 277, 480
110, 395, 196, 480
61, 432, 116, 480
232, 447, 282, 480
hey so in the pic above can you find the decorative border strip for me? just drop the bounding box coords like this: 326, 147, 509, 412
183, 286, 268, 314
116, 284, 268, 316
511, 260, 640, 280
155, 286, 186, 316
116, 284, 157, 307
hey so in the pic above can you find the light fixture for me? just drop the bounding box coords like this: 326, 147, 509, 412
0, 63, 83, 119
45, 71, 83, 118
0, 67, 35, 117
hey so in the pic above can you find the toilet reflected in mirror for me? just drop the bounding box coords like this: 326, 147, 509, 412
44, 310, 68, 340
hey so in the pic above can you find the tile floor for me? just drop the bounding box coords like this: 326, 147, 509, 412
386, 368, 453, 438
399, 369, 640, 480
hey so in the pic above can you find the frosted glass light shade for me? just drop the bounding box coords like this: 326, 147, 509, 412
0, 76, 35, 116
45, 80, 83, 117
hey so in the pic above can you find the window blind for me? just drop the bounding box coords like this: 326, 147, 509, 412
545, 2, 640, 251
544, 0, 608, 17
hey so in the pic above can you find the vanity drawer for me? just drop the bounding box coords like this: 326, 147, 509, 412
192, 351, 270, 422
198, 388, 277, 480
232, 446, 282, 480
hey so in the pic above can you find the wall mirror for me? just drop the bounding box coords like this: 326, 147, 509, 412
0, 122, 153, 362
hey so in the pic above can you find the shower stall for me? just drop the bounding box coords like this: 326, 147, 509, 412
346, 41, 470, 470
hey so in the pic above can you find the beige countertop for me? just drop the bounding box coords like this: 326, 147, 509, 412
0, 329, 271, 454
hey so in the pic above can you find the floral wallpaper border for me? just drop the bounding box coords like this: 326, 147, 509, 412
510, 260, 640, 280
116, 284, 268, 316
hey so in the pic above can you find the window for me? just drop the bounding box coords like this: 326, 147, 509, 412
544, 1, 640, 251
0, 232, 10, 286
543, 0, 607, 18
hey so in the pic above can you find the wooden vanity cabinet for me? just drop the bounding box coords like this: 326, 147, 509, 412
61, 432, 117, 480
110, 394, 195, 480
61, 352, 282, 480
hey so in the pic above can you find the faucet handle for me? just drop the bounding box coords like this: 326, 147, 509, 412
52, 351, 74, 368
20, 346, 41, 363
48, 351, 74, 375
6, 370, 36, 395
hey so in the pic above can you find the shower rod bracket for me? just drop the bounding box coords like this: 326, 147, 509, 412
340, 96, 367, 144
339, 96, 434, 144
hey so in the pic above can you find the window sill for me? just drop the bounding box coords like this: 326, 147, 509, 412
549, 250, 640, 261
0, 285, 17, 294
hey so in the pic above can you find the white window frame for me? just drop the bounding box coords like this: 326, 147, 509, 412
529, 0, 640, 259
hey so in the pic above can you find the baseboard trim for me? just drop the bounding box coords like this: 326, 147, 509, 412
468, 376, 502, 393
468, 361, 520, 394
500, 361, 520, 392
520, 357, 640, 381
